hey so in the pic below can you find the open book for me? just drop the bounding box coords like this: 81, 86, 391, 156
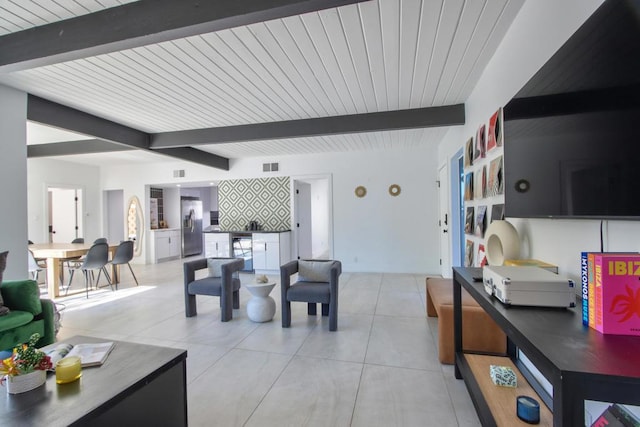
47, 342, 115, 368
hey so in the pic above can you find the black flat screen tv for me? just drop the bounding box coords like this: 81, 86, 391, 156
503, 0, 640, 220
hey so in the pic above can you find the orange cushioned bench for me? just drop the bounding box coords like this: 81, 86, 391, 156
426, 277, 506, 364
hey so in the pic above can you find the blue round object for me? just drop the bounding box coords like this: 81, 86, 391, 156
516, 395, 540, 424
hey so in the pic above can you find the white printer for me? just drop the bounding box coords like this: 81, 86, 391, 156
483, 266, 575, 308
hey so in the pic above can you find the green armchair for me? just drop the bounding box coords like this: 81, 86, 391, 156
0, 280, 56, 351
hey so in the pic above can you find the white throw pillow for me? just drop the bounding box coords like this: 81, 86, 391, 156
298, 260, 332, 282
207, 259, 231, 278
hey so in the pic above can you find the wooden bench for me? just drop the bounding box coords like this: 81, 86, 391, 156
426, 277, 506, 364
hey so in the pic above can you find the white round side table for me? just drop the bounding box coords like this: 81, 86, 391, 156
245, 283, 276, 322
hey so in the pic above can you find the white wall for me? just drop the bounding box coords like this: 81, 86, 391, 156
437, 0, 640, 283
27, 157, 102, 245
102, 145, 440, 274
0, 85, 28, 279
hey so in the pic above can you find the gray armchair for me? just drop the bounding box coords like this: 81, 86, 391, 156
280, 259, 342, 331
184, 257, 244, 321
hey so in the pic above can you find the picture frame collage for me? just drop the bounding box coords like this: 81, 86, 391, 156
463, 107, 505, 267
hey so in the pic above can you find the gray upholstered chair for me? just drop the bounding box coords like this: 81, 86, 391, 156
184, 257, 244, 321
280, 259, 342, 331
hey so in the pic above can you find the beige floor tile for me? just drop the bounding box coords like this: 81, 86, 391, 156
245, 356, 362, 427
375, 290, 426, 317
365, 315, 440, 371
352, 364, 459, 427
297, 313, 373, 363
51, 259, 479, 426
188, 349, 291, 427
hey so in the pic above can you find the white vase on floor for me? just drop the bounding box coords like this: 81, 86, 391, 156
4, 370, 47, 394
246, 283, 276, 322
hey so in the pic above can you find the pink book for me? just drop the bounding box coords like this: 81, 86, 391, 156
593, 253, 640, 336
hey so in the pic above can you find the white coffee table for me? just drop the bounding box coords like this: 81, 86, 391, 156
245, 283, 276, 322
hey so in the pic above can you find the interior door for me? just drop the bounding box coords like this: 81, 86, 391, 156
438, 164, 451, 277
294, 181, 312, 260
49, 188, 82, 243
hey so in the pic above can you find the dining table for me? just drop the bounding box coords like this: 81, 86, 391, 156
30, 242, 118, 298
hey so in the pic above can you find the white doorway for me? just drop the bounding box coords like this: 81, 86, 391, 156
292, 175, 333, 260
450, 148, 465, 269
48, 186, 83, 243
438, 163, 451, 277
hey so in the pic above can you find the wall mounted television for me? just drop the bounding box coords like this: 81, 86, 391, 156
503, 0, 640, 220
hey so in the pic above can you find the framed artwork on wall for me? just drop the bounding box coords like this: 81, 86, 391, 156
475, 205, 487, 237
464, 172, 474, 201
491, 204, 505, 222
465, 137, 474, 167
487, 107, 503, 151
477, 244, 487, 267
465, 206, 475, 234
475, 124, 486, 160
487, 155, 504, 197
465, 239, 474, 267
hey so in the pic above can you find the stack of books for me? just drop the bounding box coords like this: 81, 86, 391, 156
580, 252, 640, 336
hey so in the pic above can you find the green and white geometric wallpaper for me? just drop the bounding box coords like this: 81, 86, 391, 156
218, 176, 291, 231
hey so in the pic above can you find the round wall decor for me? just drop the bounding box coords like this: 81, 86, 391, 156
355, 186, 367, 198
388, 184, 401, 196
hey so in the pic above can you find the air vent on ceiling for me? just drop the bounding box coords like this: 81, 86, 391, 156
173, 169, 185, 178
262, 163, 279, 172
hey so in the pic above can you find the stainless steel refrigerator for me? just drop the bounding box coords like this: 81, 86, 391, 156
181, 197, 203, 257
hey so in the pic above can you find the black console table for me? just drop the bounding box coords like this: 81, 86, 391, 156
453, 267, 640, 427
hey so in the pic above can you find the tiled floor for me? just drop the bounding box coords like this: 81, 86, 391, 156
49, 258, 480, 426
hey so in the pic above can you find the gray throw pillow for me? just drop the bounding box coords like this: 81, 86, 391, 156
207, 259, 231, 278
298, 260, 332, 283
0, 251, 9, 316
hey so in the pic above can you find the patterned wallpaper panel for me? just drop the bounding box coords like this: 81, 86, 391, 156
219, 176, 291, 231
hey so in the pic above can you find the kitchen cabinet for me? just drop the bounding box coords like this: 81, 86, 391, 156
252, 232, 291, 272
204, 233, 230, 258
453, 267, 640, 426
153, 229, 181, 263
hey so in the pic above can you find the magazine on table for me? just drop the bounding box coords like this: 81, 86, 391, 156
46, 341, 115, 368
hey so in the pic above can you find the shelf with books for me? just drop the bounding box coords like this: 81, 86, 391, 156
454, 267, 640, 427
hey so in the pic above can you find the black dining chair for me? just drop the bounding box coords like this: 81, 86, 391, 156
108, 240, 138, 287
65, 242, 112, 298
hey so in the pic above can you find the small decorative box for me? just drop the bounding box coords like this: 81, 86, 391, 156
489, 365, 517, 387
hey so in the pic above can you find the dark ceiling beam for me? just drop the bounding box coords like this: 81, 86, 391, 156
154, 147, 229, 171
151, 104, 466, 148
0, 0, 370, 73
27, 139, 135, 157
27, 95, 149, 149
27, 95, 231, 170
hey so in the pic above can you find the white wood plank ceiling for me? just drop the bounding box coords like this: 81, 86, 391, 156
0, 0, 525, 166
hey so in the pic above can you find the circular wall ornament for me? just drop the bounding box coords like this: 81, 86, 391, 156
388, 184, 401, 197
355, 186, 367, 198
